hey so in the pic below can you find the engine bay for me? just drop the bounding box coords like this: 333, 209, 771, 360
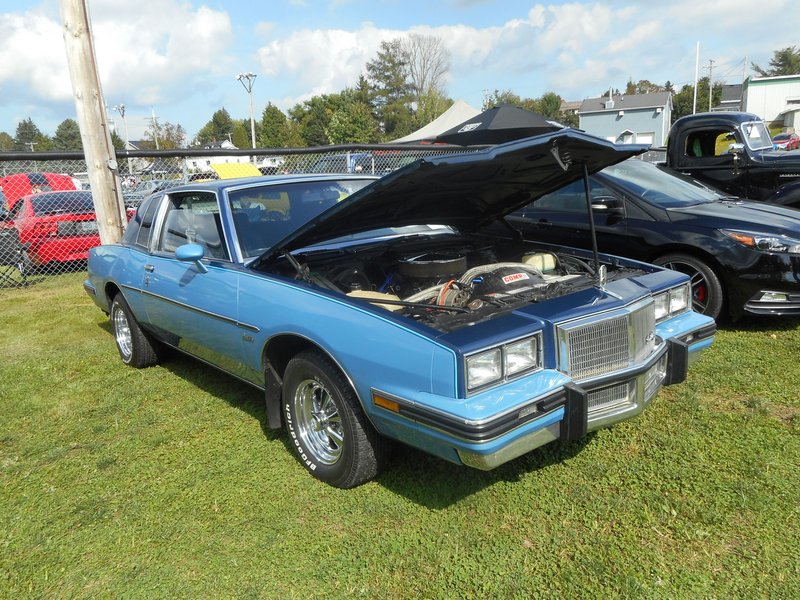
265, 236, 646, 333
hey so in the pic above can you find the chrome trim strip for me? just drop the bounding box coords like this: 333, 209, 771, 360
137, 287, 261, 332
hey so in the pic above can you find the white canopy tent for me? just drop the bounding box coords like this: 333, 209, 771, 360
390, 100, 481, 143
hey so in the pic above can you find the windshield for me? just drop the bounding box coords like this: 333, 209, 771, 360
602, 159, 723, 207
228, 178, 372, 258
740, 120, 773, 151
31, 192, 95, 216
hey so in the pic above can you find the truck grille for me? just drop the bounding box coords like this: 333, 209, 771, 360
557, 300, 656, 381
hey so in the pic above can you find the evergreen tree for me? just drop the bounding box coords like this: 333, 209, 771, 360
366, 39, 415, 138
194, 108, 235, 145
52, 118, 83, 151
14, 118, 51, 152
258, 103, 293, 148
752, 46, 800, 76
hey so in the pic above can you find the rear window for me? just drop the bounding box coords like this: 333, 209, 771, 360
31, 192, 95, 216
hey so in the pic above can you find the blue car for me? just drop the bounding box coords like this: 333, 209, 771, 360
85, 131, 716, 488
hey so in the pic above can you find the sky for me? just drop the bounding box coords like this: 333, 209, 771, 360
0, 0, 796, 142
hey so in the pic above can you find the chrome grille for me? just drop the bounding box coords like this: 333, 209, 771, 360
557, 299, 656, 381
587, 382, 633, 415
563, 315, 629, 379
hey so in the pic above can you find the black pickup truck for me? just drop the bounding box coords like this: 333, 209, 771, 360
665, 112, 800, 207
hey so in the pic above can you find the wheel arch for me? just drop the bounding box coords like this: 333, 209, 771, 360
261, 333, 363, 431
647, 244, 729, 316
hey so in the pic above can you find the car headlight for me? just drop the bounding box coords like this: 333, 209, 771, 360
466, 334, 542, 391
654, 282, 691, 322
721, 230, 800, 254
505, 337, 539, 376
466, 348, 502, 390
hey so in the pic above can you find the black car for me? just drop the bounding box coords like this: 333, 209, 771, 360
502, 158, 800, 320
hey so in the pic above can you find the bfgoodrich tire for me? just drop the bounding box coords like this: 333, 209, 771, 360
282, 350, 390, 488
654, 253, 724, 320
110, 294, 161, 368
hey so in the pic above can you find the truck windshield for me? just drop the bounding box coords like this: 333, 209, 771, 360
740, 121, 773, 151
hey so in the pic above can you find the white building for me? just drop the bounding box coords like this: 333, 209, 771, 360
742, 74, 800, 131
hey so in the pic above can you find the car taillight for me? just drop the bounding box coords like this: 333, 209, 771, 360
34, 221, 59, 237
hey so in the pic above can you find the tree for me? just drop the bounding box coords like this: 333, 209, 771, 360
14, 118, 52, 152
537, 92, 563, 120
414, 90, 452, 130
230, 120, 250, 148
52, 118, 83, 151
139, 120, 186, 149
289, 96, 335, 146
366, 38, 415, 138
752, 46, 800, 77
326, 95, 380, 144
0, 132, 14, 151
110, 129, 125, 150
403, 33, 450, 100
624, 79, 666, 95
672, 78, 723, 121
194, 108, 235, 145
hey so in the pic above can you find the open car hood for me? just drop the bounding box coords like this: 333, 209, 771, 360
273, 130, 647, 254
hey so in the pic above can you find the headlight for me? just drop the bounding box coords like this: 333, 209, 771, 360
505, 337, 538, 376
722, 230, 800, 254
654, 282, 691, 322
466, 348, 502, 390
465, 334, 542, 391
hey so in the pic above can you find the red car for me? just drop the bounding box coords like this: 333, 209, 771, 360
7, 190, 101, 266
0, 172, 77, 209
772, 132, 800, 151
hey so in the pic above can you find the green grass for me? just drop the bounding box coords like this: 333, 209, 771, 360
2, 273, 799, 598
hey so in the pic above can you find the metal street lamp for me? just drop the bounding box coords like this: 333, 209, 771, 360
236, 72, 257, 149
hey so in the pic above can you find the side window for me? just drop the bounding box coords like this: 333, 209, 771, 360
123, 194, 161, 248
158, 192, 229, 260
531, 179, 619, 214
8, 201, 25, 219
683, 129, 736, 160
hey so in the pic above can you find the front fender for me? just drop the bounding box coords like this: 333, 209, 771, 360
767, 179, 800, 208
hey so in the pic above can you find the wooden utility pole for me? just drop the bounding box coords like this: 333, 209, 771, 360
59, 0, 126, 244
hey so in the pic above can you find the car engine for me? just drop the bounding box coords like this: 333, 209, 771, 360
268, 237, 644, 333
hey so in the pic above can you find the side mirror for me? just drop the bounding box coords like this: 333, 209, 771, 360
591, 195, 623, 214
729, 143, 745, 156
175, 243, 207, 273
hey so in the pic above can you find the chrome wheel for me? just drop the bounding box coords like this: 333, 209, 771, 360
293, 378, 344, 465
113, 304, 133, 360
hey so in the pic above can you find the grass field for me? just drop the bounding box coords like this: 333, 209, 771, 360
1, 273, 799, 598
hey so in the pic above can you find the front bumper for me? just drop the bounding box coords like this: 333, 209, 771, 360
373, 318, 714, 471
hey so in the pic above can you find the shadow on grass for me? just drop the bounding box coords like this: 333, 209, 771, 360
96, 320, 595, 506
375, 435, 593, 509
717, 315, 800, 333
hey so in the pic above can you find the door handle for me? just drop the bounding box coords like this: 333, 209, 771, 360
144, 264, 155, 272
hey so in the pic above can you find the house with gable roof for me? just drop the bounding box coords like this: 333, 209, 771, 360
578, 92, 672, 147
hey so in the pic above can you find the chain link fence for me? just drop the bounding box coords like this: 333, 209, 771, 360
0, 145, 465, 288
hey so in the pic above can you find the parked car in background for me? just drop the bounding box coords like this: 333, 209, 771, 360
664, 112, 800, 207
6, 190, 102, 267
123, 179, 184, 208
502, 158, 800, 320
0, 172, 77, 209
85, 131, 714, 488
772, 132, 800, 151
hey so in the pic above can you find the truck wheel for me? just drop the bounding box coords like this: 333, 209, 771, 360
283, 350, 390, 488
654, 253, 723, 319
110, 294, 161, 368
